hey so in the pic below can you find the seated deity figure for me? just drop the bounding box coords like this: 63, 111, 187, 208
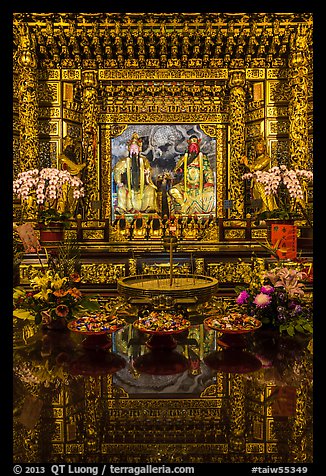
113, 132, 159, 214
169, 135, 215, 215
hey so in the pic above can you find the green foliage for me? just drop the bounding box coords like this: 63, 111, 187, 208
55, 238, 81, 279
38, 209, 72, 227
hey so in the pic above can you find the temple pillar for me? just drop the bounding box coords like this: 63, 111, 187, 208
81, 70, 100, 219
17, 24, 39, 172
288, 25, 310, 170
228, 70, 246, 218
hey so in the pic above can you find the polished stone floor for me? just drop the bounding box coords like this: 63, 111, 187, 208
13, 314, 313, 464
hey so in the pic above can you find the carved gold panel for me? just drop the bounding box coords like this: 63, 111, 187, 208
38, 106, 61, 118
207, 261, 252, 283
251, 229, 267, 239
267, 80, 290, 105
267, 119, 289, 136
224, 229, 246, 239
246, 108, 264, 122
246, 442, 265, 453
270, 139, 289, 164
266, 418, 277, 441
266, 443, 278, 453
224, 220, 246, 227
246, 122, 264, 139
142, 263, 191, 275
82, 230, 105, 240
38, 120, 60, 136
39, 139, 59, 168
37, 69, 61, 80
52, 389, 65, 406
52, 421, 64, 442
38, 81, 61, 105
266, 106, 288, 118
267, 69, 288, 79
81, 263, 126, 284
52, 444, 64, 454
64, 229, 78, 240
53, 408, 64, 419
13, 115, 20, 134
66, 444, 84, 454
62, 69, 82, 81
252, 420, 264, 440
99, 112, 228, 124
63, 121, 82, 140
246, 69, 265, 80
19, 264, 47, 284
98, 68, 229, 81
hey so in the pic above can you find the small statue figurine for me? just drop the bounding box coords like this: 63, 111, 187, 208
112, 214, 130, 241
148, 213, 163, 240
131, 212, 148, 240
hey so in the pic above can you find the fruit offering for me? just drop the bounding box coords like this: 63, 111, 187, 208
135, 310, 190, 333
68, 313, 126, 334
204, 313, 261, 333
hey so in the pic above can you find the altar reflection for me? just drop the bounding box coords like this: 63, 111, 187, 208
13, 309, 313, 464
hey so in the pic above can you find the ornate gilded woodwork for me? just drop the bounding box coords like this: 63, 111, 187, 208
12, 12, 313, 226
80, 263, 126, 284
228, 70, 246, 218
81, 70, 100, 219
288, 26, 310, 171
16, 24, 39, 172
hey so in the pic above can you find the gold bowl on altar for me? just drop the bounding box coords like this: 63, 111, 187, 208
117, 274, 219, 306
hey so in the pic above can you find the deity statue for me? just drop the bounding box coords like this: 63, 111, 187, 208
169, 135, 215, 215
57, 135, 86, 215
113, 132, 159, 214
241, 138, 278, 216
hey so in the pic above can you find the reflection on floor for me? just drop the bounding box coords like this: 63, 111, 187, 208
13, 318, 313, 464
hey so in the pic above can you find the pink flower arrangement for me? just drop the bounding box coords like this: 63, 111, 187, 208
234, 261, 313, 336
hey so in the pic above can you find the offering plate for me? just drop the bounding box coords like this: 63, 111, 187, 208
133, 310, 190, 350
204, 314, 262, 349
68, 314, 127, 350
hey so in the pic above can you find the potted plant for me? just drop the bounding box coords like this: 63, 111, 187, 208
13, 167, 85, 244
242, 164, 313, 223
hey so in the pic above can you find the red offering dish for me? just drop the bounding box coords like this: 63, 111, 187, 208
133, 310, 190, 350
68, 313, 127, 350
204, 313, 262, 348
204, 313, 262, 334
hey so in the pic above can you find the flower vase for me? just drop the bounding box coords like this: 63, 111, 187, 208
39, 222, 65, 247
